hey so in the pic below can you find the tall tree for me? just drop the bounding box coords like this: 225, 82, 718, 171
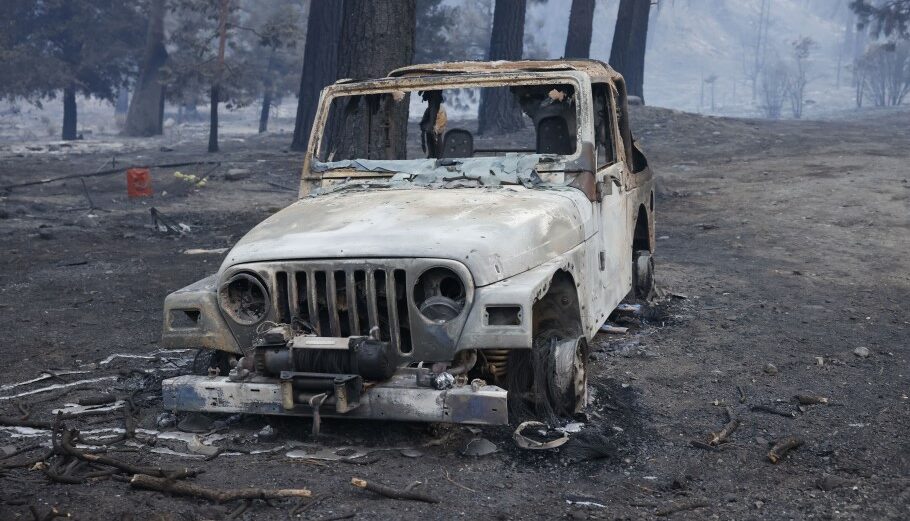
609, 0, 652, 102
290, 0, 344, 151
324, 0, 416, 160
208, 0, 230, 153
0, 0, 143, 140
478, 0, 527, 134
124, 0, 168, 137
246, 1, 306, 134
851, 0, 910, 39
564, 0, 596, 59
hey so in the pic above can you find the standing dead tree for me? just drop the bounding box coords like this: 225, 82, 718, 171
564, 0, 596, 59
759, 57, 788, 119
743, 0, 771, 102
290, 0, 344, 152
609, 0, 652, 102
857, 41, 910, 106
787, 37, 815, 119
477, 0, 527, 134
124, 0, 168, 137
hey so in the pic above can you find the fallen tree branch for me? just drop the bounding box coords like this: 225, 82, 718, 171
77, 394, 117, 407
707, 418, 740, 446
350, 477, 439, 504
0, 416, 53, 430
129, 473, 311, 503
767, 436, 803, 464
794, 394, 828, 405
60, 428, 199, 478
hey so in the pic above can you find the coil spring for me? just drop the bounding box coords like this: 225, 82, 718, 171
481, 349, 510, 382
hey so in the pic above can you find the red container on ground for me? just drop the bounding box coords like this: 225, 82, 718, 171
127, 168, 152, 197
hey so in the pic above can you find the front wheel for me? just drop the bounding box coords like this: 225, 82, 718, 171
506, 329, 588, 420
633, 249, 655, 299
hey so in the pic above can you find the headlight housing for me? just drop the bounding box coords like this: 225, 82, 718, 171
218, 272, 270, 325
413, 267, 465, 322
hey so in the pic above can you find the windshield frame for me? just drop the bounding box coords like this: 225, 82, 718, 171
301, 71, 594, 194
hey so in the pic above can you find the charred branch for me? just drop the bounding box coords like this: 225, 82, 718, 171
350, 477, 439, 503
129, 473, 312, 503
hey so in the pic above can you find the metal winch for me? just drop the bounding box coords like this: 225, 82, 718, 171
249, 326, 397, 414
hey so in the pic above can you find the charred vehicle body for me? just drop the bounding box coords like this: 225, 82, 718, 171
161, 60, 655, 425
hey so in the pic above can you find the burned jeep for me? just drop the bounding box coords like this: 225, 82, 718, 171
161, 60, 655, 426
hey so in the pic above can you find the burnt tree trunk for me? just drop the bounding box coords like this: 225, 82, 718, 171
124, 0, 167, 137
208, 84, 220, 152
258, 49, 277, 134
290, 0, 344, 151
609, 0, 651, 102
208, 0, 229, 154
564, 0, 596, 59
62, 84, 77, 141
478, 0, 527, 135
326, 0, 416, 160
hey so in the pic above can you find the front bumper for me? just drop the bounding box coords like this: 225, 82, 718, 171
162, 370, 508, 425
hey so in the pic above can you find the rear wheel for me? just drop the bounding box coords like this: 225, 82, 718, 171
633, 249, 655, 299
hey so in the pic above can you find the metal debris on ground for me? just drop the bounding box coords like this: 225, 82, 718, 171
513, 421, 569, 450
460, 437, 498, 457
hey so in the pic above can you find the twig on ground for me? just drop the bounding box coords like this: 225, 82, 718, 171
350, 477, 439, 503
0, 416, 53, 430
129, 473, 311, 503
736, 385, 746, 404
77, 394, 117, 407
767, 436, 803, 463
794, 394, 828, 405
60, 428, 199, 478
443, 469, 476, 492
707, 418, 740, 446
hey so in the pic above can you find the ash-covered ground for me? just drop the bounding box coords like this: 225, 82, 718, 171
1, 106, 908, 520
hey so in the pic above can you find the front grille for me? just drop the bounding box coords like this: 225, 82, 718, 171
273, 267, 412, 354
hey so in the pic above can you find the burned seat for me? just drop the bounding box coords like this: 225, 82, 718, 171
536, 116, 574, 155
442, 128, 474, 158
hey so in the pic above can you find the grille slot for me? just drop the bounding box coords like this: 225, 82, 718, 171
288, 267, 411, 353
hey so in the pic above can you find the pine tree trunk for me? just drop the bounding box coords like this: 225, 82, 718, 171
290, 0, 344, 152
208, 83, 220, 153
124, 0, 167, 137
326, 0, 416, 160
478, 0, 527, 135
259, 49, 277, 134
609, 0, 651, 102
564, 0, 595, 59
62, 84, 77, 141
259, 87, 272, 134
208, 0, 229, 154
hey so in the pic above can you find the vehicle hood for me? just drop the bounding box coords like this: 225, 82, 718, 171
221, 186, 594, 286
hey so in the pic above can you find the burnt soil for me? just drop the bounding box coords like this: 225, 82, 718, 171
0, 107, 908, 520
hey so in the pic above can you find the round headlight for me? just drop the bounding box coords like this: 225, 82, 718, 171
218, 272, 270, 325
414, 267, 465, 322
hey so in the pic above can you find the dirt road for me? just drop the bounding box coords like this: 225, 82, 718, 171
1, 107, 907, 520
